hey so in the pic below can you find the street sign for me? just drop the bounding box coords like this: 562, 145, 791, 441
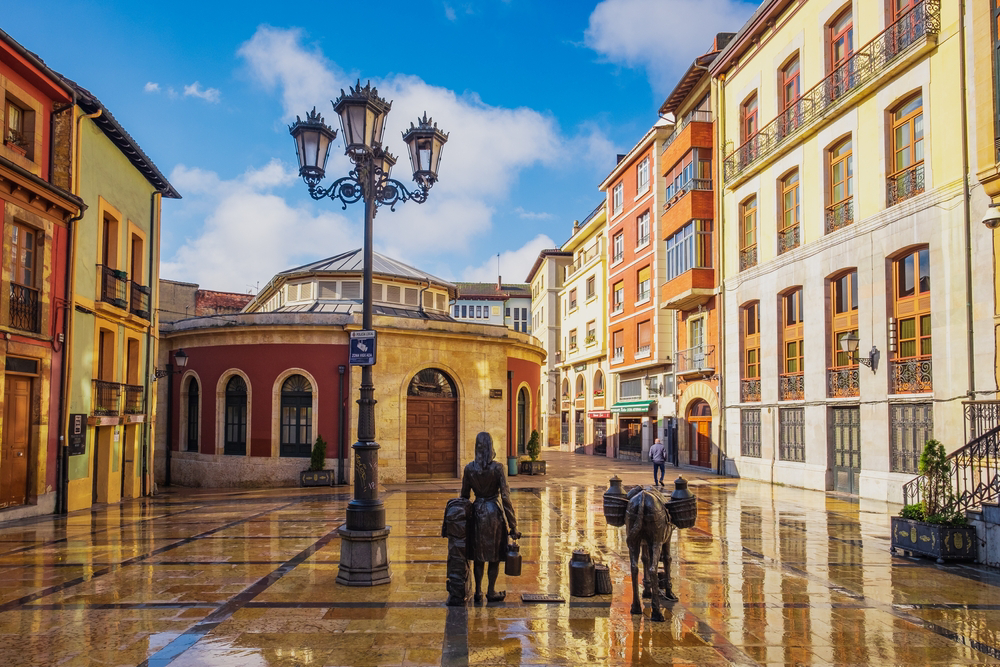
349, 330, 377, 366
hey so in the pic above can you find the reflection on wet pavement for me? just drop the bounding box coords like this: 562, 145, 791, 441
0, 451, 998, 666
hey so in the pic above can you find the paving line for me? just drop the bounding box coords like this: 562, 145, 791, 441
0, 501, 299, 613
136, 525, 341, 667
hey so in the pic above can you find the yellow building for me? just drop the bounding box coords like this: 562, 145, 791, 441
526, 248, 571, 447
713, 0, 993, 501
555, 204, 612, 456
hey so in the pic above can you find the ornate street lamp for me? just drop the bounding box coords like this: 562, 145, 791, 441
840, 332, 879, 372
290, 80, 447, 587
153, 349, 190, 487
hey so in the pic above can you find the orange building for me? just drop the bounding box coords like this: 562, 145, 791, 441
658, 34, 733, 472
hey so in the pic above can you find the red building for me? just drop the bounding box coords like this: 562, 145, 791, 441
0, 30, 83, 518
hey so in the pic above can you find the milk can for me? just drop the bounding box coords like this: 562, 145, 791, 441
568, 548, 596, 597
602, 475, 627, 527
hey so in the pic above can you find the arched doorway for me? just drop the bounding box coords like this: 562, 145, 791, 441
687, 400, 712, 468
406, 369, 458, 479
517, 386, 529, 455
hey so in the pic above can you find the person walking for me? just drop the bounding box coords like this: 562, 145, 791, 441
649, 438, 667, 486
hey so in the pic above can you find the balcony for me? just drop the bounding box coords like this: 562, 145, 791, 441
123, 384, 145, 415
779, 372, 804, 400
777, 225, 800, 254
739, 245, 757, 271
99, 265, 128, 309
611, 348, 624, 364
636, 344, 651, 358
9, 283, 40, 333
828, 366, 859, 398
130, 283, 151, 320
887, 163, 924, 207
661, 110, 713, 171
565, 234, 603, 281
664, 178, 713, 212
826, 199, 854, 233
890, 355, 932, 394
93, 380, 122, 416
661, 267, 714, 311
662, 188, 713, 239
723, 1, 940, 184
741, 378, 761, 402
677, 344, 715, 377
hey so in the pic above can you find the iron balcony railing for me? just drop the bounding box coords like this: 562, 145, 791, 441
887, 163, 925, 207
661, 109, 713, 156
99, 265, 128, 309
777, 225, 800, 254
779, 372, 804, 400
123, 384, 144, 415
93, 380, 122, 416
636, 344, 651, 358
9, 283, 40, 333
903, 423, 1000, 515
565, 236, 603, 280
723, 1, 940, 183
611, 348, 624, 364
677, 344, 715, 375
739, 245, 757, 271
965, 400, 1000, 442
130, 283, 151, 320
741, 378, 761, 402
664, 178, 712, 211
890, 355, 932, 394
827, 366, 860, 398
826, 199, 854, 233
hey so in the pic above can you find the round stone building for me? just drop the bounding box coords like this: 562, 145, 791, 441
155, 250, 543, 487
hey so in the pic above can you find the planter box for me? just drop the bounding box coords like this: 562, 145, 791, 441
890, 516, 978, 563
300, 470, 335, 487
520, 460, 546, 475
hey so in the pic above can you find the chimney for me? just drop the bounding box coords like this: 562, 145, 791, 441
572, 219, 580, 234
497, 275, 502, 290
616, 153, 627, 164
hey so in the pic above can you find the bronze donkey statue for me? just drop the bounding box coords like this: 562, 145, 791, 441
624, 485, 677, 622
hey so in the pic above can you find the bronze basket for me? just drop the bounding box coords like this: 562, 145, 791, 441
666, 496, 697, 529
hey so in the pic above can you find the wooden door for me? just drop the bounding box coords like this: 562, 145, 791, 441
1, 376, 31, 508
688, 400, 712, 469
406, 397, 457, 479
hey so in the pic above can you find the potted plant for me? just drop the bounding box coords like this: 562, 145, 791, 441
520, 430, 546, 475
300, 435, 335, 487
890, 439, 977, 563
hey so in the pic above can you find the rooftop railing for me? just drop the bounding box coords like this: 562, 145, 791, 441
661, 109, 713, 157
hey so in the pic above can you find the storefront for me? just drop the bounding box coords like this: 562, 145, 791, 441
589, 410, 610, 456
610, 400, 654, 461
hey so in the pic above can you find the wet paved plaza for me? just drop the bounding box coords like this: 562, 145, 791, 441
1, 451, 999, 666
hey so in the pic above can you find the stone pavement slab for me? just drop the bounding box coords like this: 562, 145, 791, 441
0, 450, 997, 666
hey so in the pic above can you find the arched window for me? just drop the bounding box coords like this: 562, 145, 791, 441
561, 378, 570, 400
575, 375, 585, 400
407, 368, 456, 397
186, 378, 199, 452
740, 196, 757, 270
891, 247, 931, 394
779, 170, 800, 253
741, 302, 761, 402
593, 370, 605, 398
827, 137, 854, 232
517, 387, 529, 452
224, 375, 248, 456
780, 287, 804, 401
280, 374, 312, 457
888, 94, 924, 206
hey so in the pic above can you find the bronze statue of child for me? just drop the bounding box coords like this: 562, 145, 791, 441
441, 497, 472, 606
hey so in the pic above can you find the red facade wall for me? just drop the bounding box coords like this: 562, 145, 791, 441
170, 343, 351, 458
506, 356, 540, 457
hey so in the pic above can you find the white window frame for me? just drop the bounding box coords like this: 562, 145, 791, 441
637, 157, 650, 195
613, 183, 624, 216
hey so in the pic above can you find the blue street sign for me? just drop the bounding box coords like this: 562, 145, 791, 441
349, 330, 377, 366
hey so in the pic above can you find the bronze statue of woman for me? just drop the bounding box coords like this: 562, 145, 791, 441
461, 432, 520, 603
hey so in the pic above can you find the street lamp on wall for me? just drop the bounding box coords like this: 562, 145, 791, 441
290, 80, 447, 587
153, 349, 189, 487
840, 332, 879, 372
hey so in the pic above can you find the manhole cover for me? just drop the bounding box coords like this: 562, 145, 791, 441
521, 593, 565, 603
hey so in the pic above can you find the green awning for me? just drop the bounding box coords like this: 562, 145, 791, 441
610, 400, 654, 414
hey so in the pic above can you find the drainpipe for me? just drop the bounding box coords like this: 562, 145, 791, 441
959, 0, 976, 399
141, 191, 161, 496
715, 73, 729, 476
417, 279, 431, 315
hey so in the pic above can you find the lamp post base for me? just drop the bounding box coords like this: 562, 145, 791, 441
336, 525, 392, 586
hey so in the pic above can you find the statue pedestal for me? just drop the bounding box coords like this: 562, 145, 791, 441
336, 526, 392, 586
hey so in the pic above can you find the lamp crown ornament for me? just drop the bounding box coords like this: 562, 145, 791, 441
401, 112, 449, 189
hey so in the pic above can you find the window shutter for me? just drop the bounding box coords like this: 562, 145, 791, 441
318, 281, 337, 299
300, 283, 312, 299
386, 285, 401, 303
404, 288, 419, 306
342, 281, 361, 299
638, 320, 651, 347
286, 284, 299, 301
371, 283, 383, 301
638, 266, 651, 284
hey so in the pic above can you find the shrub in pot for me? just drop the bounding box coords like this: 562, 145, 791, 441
520, 430, 546, 475
300, 435, 335, 486
891, 439, 976, 562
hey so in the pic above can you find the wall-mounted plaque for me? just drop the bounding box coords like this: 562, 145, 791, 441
489, 389, 503, 399
68, 414, 87, 455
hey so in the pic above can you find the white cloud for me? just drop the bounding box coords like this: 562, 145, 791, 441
514, 207, 554, 220
444, 3, 457, 21
161, 160, 359, 291
144, 82, 160, 93
585, 0, 757, 93
183, 82, 221, 103
460, 234, 557, 283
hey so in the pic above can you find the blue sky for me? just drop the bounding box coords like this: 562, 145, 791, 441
5, 0, 758, 293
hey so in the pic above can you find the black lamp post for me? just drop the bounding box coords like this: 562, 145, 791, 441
154, 349, 189, 487
289, 80, 447, 586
